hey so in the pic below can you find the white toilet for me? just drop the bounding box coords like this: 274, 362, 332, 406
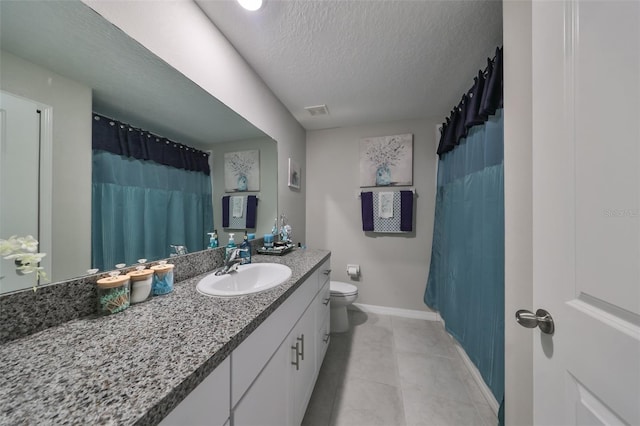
330, 281, 359, 333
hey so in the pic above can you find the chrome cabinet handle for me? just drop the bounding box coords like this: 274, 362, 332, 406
291, 342, 300, 370
323, 269, 331, 275
322, 297, 330, 306
516, 308, 555, 334
322, 333, 330, 344
297, 334, 305, 360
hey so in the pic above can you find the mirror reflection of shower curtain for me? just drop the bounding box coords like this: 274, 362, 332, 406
92, 151, 213, 272
91, 115, 213, 272
425, 109, 504, 416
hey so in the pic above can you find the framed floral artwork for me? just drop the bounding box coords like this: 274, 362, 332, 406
224, 150, 259, 192
359, 133, 413, 187
288, 158, 301, 189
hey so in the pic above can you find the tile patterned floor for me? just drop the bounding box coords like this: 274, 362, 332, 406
302, 310, 498, 426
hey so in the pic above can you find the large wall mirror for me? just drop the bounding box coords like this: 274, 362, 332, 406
0, 1, 278, 294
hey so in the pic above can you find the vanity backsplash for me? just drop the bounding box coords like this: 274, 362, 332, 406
0, 239, 263, 344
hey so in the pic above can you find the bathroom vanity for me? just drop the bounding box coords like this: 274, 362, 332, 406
0, 249, 331, 425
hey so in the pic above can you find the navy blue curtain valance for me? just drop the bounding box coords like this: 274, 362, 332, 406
437, 46, 503, 156
92, 114, 210, 175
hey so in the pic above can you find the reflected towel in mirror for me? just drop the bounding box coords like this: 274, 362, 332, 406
232, 196, 244, 218
222, 195, 258, 229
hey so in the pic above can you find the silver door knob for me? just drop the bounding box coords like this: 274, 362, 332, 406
515, 308, 555, 334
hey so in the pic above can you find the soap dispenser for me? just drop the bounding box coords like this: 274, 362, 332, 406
240, 231, 251, 264
207, 230, 219, 249
225, 233, 236, 258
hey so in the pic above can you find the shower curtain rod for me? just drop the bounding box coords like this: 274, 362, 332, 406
356, 188, 416, 199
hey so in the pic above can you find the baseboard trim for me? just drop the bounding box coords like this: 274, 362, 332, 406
452, 339, 500, 414
349, 302, 499, 415
349, 303, 438, 321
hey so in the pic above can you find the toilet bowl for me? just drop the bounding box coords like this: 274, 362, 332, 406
330, 281, 358, 333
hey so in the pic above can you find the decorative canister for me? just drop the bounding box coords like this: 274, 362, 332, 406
128, 268, 154, 304
96, 274, 131, 315
150, 261, 175, 295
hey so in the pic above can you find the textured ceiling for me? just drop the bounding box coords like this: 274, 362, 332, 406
196, 0, 503, 130
0, 1, 267, 147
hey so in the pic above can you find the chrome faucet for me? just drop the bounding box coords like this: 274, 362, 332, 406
215, 248, 247, 275
169, 244, 188, 256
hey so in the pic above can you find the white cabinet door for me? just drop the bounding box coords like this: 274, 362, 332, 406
531, 1, 640, 424
233, 340, 290, 426
231, 271, 316, 405
231, 256, 331, 426
160, 357, 230, 426
288, 305, 317, 426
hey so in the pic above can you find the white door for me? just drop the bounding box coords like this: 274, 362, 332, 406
0, 91, 40, 292
530, 1, 639, 425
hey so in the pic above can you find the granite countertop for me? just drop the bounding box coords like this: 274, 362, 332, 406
0, 248, 330, 425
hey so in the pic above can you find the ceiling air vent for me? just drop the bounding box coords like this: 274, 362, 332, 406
304, 104, 329, 117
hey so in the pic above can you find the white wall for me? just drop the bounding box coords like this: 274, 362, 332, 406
306, 118, 438, 312
83, 0, 307, 243
503, 1, 534, 424
207, 137, 278, 245
0, 50, 92, 282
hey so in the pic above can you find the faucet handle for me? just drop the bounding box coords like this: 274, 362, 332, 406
226, 247, 242, 262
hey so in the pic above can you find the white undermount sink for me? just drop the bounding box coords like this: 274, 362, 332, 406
196, 263, 292, 297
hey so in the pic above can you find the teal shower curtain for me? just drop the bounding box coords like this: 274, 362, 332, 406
425, 109, 504, 411
92, 150, 213, 271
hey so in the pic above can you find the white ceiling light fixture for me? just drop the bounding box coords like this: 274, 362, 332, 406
237, 0, 263, 11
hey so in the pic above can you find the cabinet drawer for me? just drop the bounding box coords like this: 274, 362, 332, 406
317, 258, 331, 291
317, 314, 330, 368
315, 280, 330, 329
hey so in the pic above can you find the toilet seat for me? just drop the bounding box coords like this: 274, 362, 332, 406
330, 281, 358, 297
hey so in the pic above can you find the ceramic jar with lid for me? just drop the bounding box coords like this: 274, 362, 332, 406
128, 268, 154, 304
151, 261, 175, 295
96, 274, 131, 315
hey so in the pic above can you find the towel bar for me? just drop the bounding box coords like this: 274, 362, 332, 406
356, 188, 415, 199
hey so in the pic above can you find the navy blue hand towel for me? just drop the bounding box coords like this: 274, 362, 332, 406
400, 190, 413, 232
246, 196, 258, 229
222, 196, 230, 227
361, 192, 374, 231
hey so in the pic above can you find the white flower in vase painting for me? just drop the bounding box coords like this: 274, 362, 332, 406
359, 134, 413, 187
224, 150, 260, 192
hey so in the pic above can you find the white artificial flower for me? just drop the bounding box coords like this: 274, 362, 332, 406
0, 236, 20, 256
0, 235, 48, 284
19, 235, 39, 253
